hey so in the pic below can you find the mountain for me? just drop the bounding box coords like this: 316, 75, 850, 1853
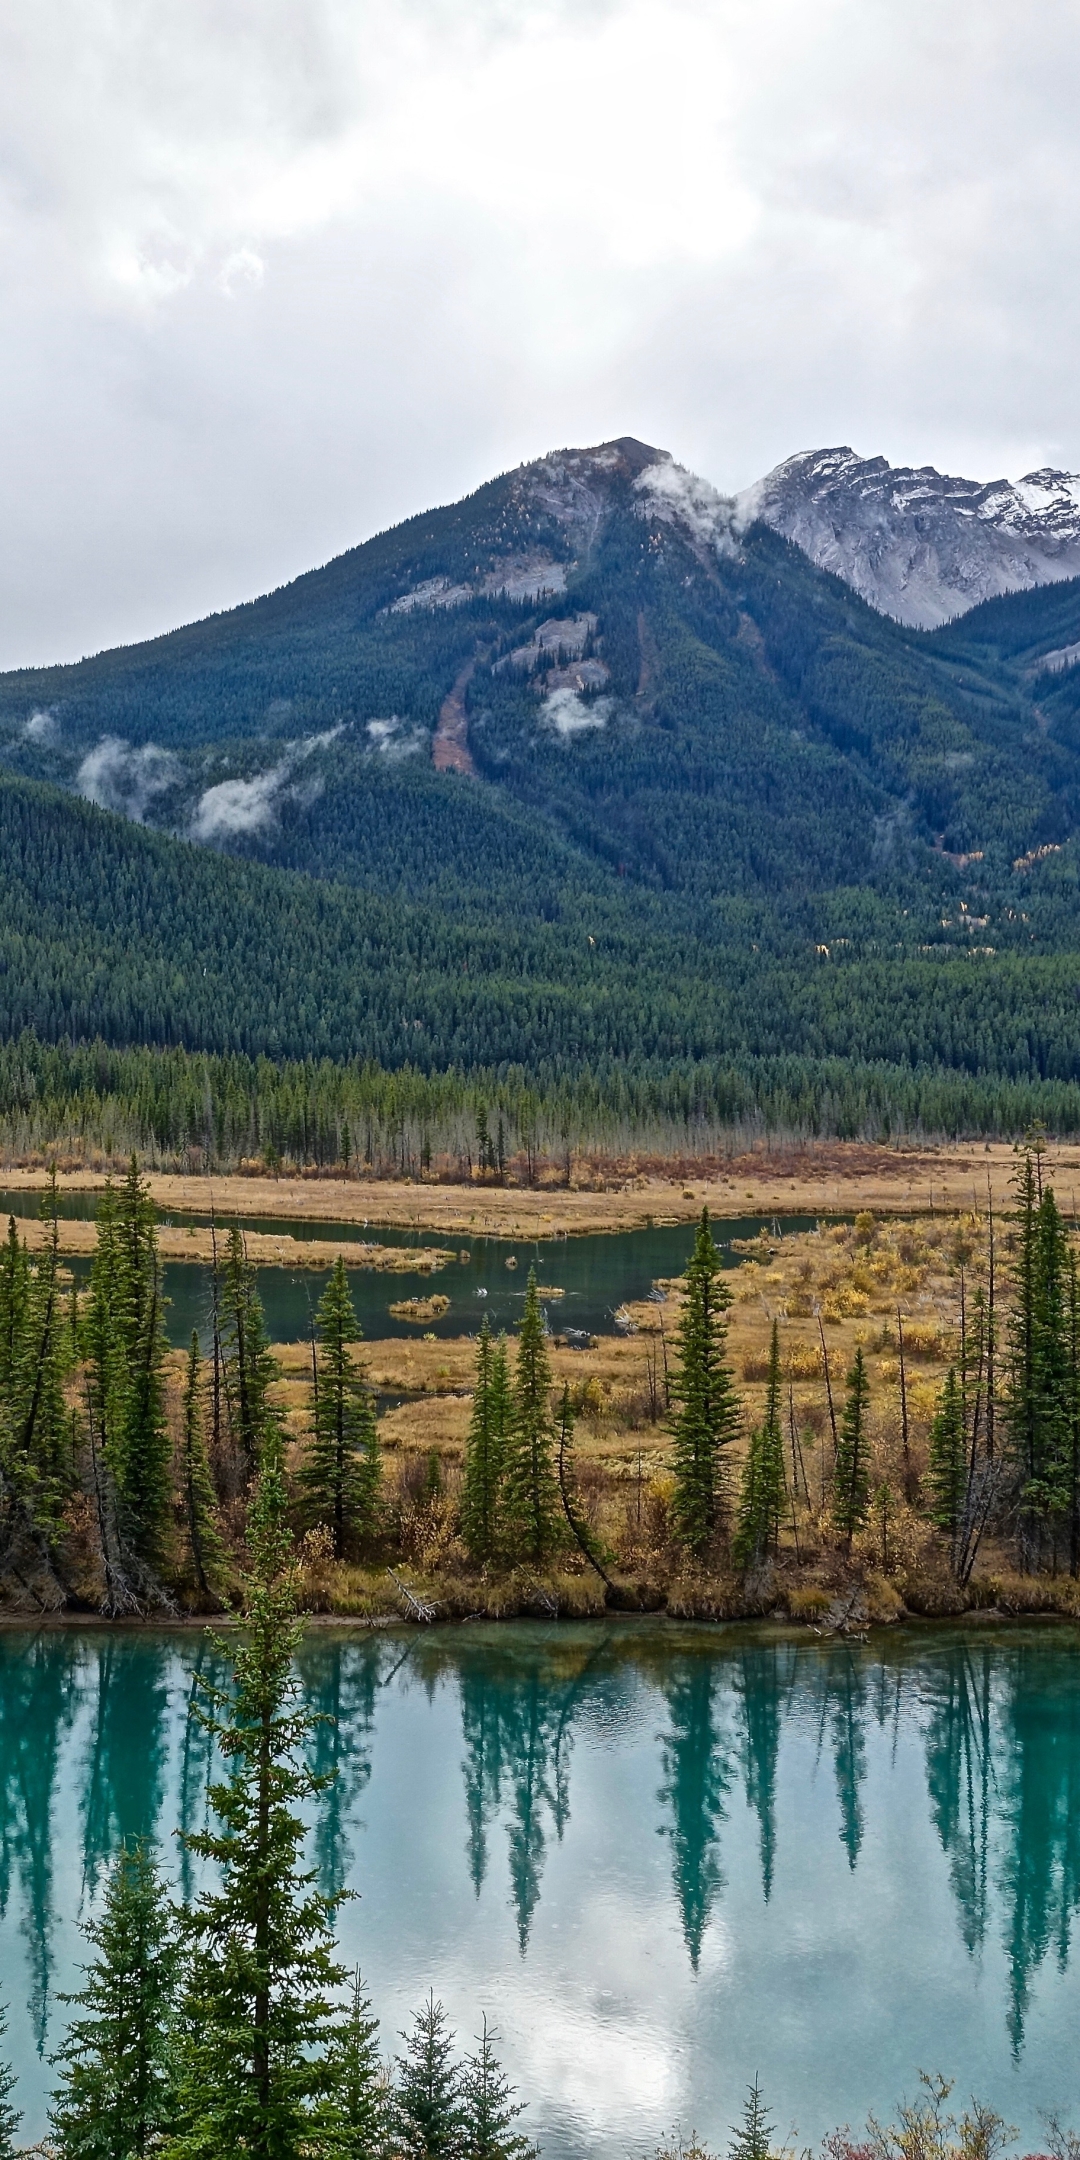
741, 447, 1080, 628
4, 436, 1080, 1134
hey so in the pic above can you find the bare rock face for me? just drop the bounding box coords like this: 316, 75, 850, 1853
738, 447, 1080, 628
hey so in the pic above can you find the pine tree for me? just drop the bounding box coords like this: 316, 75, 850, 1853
394, 1994, 462, 2160
180, 1334, 228, 1605
49, 1841, 176, 2160
727, 2077, 774, 2160
1006, 1160, 1074, 1562
833, 1348, 871, 1551
84, 1166, 171, 1561
733, 1322, 785, 1571
461, 1320, 507, 1565
166, 1435, 346, 2158
218, 1226, 279, 1483
329, 1969, 386, 2160
502, 1274, 561, 1566
299, 1259, 380, 1558
458, 2019, 535, 2160
669, 1211, 741, 1557
0, 1215, 29, 1392
10, 1186, 74, 1530
0, 2006, 20, 2160
927, 1367, 966, 1564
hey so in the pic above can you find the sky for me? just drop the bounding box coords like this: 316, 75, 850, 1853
2, 0, 1080, 668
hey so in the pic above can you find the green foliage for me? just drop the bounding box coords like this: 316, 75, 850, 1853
50, 1841, 177, 2160
927, 1369, 967, 1558
0, 2006, 20, 2160
166, 1439, 347, 2158
394, 1994, 462, 2160
461, 1320, 508, 1565
733, 1323, 785, 1571
218, 1227, 279, 1483
329, 1969, 386, 2160
299, 1259, 380, 1559
669, 1212, 741, 1556
84, 1163, 170, 1560
458, 2019, 536, 2160
727, 2076, 776, 2160
179, 1334, 228, 1604
502, 1273, 562, 1566
834, 1348, 871, 1549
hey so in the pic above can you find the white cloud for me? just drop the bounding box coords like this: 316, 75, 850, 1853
190, 726, 343, 839
2, 2, 1080, 664
24, 708, 57, 740
76, 735, 179, 818
541, 688, 614, 739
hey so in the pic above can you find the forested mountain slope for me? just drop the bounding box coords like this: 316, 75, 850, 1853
2, 438, 1080, 1135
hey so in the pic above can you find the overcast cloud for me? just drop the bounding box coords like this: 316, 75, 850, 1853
2, 0, 1079, 667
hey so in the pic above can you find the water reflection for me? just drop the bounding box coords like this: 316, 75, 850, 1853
3, 1623, 1080, 2143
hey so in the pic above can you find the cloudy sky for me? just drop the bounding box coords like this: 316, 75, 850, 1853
2, 0, 1079, 667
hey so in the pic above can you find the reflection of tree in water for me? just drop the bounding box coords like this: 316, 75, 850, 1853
176, 1637, 224, 1908
732, 1645, 790, 1903
295, 1634, 383, 1899
80, 1636, 170, 1896
460, 1665, 508, 1898
993, 1645, 1080, 2055
0, 1631, 79, 2050
657, 1658, 732, 1971
808, 1649, 868, 1871
922, 1644, 995, 1960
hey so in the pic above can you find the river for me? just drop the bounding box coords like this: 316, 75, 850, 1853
1, 1621, 1078, 2150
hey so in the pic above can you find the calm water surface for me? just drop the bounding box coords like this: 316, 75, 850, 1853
1, 1621, 1079, 2149
0, 1193, 828, 1342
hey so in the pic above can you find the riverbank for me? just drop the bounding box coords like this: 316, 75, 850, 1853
2, 1136, 1076, 1234
8, 1214, 454, 1271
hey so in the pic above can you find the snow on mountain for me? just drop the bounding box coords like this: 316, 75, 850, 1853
738, 447, 1080, 628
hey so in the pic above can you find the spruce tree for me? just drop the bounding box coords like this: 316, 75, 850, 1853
459, 2020, 535, 2160
669, 1211, 741, 1557
166, 1434, 346, 2159
219, 1226, 279, 1483
84, 1166, 171, 1562
0, 1215, 29, 1392
180, 1333, 228, 1605
1006, 1159, 1074, 1562
299, 1259, 380, 1558
461, 1320, 507, 1565
0, 2006, 20, 2160
733, 1322, 785, 1571
833, 1348, 871, 1551
394, 1994, 462, 2160
330, 1969, 386, 2160
49, 1841, 176, 2160
502, 1274, 561, 1565
927, 1367, 966, 1564
11, 1189, 74, 1530
728, 2077, 774, 2160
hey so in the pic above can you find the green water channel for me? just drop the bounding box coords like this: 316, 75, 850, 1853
1, 1621, 1078, 2150
0, 1191, 829, 1341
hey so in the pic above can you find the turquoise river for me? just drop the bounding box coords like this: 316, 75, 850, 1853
1, 1621, 1079, 2150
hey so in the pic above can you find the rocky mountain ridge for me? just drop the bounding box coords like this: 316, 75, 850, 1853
739, 446, 1080, 628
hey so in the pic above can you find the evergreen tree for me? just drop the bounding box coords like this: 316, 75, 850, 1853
727, 2077, 775, 2160
833, 1348, 871, 1551
458, 2019, 535, 2160
166, 1436, 346, 2158
329, 1969, 386, 2160
179, 1334, 228, 1605
299, 1259, 380, 1558
10, 1184, 74, 1529
394, 1994, 461, 2160
1006, 1159, 1074, 1562
0, 2007, 20, 2160
50, 1841, 176, 2160
502, 1275, 561, 1566
461, 1320, 507, 1565
669, 1211, 741, 1557
927, 1367, 967, 1564
0, 1216, 29, 1393
218, 1226, 279, 1482
733, 1322, 785, 1571
84, 1166, 171, 1561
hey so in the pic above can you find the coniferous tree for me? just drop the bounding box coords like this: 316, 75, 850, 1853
458, 2019, 536, 2160
502, 1274, 561, 1565
218, 1226, 279, 1484
10, 1185, 74, 1530
1006, 1159, 1073, 1563
394, 1995, 462, 2160
84, 1166, 171, 1561
179, 1334, 228, 1605
927, 1367, 966, 1565
166, 1435, 346, 2158
727, 2077, 774, 2160
461, 1320, 507, 1565
833, 1348, 871, 1551
49, 1841, 176, 2160
0, 2007, 20, 2160
329, 1969, 386, 2160
669, 1211, 741, 1557
733, 1322, 785, 1571
299, 1259, 379, 1558
0, 1216, 29, 1393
